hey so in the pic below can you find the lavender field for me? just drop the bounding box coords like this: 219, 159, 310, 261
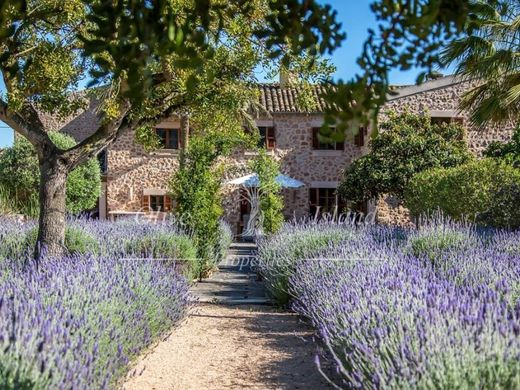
258, 220, 520, 389
0, 218, 196, 389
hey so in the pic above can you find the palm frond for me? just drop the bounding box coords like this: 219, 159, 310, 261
444, 0, 520, 126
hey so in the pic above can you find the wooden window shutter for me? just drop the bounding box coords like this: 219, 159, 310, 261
267, 127, 276, 149
164, 195, 172, 211
142, 195, 150, 212
312, 128, 320, 149
309, 188, 317, 206
336, 134, 345, 150
354, 127, 365, 147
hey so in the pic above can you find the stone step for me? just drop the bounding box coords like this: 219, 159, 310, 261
197, 297, 271, 305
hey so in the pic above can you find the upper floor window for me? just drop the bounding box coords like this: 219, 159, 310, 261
156, 128, 180, 149
258, 126, 276, 149
431, 117, 463, 126
312, 127, 344, 151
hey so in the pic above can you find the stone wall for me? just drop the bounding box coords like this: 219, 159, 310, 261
219, 114, 367, 232
105, 114, 366, 233
106, 119, 181, 212
381, 76, 516, 154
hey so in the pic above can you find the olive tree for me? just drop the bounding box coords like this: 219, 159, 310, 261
0, 0, 344, 256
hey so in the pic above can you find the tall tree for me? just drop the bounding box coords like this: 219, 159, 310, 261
0, 0, 344, 256
442, 0, 520, 126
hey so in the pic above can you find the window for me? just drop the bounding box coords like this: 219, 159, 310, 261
309, 188, 345, 216
97, 149, 107, 174
142, 195, 173, 212
312, 127, 344, 150
156, 128, 181, 149
258, 126, 276, 149
431, 117, 463, 126
354, 126, 368, 147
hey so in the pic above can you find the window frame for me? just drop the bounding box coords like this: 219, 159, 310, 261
309, 187, 345, 216
248, 126, 276, 150
156, 128, 181, 150
143, 195, 173, 212
312, 127, 344, 151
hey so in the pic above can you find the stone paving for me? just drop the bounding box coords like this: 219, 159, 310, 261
192, 242, 270, 305
123, 243, 335, 389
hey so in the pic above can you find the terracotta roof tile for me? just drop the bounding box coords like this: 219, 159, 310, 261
257, 83, 328, 113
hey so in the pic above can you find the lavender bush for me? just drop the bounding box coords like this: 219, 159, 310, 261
0, 256, 190, 389
406, 217, 480, 262
257, 221, 359, 304
0, 218, 34, 260
0, 218, 199, 275
0, 218, 194, 388
259, 220, 520, 388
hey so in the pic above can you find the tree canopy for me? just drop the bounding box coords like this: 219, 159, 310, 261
338, 112, 473, 204
442, 0, 520, 126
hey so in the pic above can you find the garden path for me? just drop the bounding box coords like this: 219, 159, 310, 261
123, 243, 332, 390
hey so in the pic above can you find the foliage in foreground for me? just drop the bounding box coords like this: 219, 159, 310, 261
258, 219, 520, 388
339, 112, 472, 204
0, 218, 194, 388
0, 219, 200, 277
0, 256, 190, 389
405, 159, 520, 229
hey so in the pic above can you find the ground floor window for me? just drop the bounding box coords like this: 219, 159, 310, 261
156, 128, 181, 149
142, 195, 173, 212
309, 187, 346, 216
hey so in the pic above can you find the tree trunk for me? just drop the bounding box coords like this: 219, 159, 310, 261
181, 114, 190, 149
35, 156, 68, 259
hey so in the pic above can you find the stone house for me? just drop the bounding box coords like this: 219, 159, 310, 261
38, 75, 515, 232
100, 83, 370, 234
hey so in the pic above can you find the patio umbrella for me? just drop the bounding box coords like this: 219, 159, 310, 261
227, 173, 304, 188
226, 173, 304, 239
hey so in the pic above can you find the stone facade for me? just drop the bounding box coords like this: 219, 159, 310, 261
103, 113, 366, 233
52, 76, 514, 231
219, 115, 367, 232
381, 76, 516, 154
106, 119, 181, 213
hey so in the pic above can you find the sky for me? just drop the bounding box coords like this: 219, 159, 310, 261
0, 1, 439, 148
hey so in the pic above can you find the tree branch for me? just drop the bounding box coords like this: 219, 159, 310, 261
63, 100, 133, 170
0, 97, 54, 151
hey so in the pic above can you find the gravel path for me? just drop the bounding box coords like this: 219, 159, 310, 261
123, 303, 332, 390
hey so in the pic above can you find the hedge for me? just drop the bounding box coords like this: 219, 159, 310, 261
405, 159, 520, 229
